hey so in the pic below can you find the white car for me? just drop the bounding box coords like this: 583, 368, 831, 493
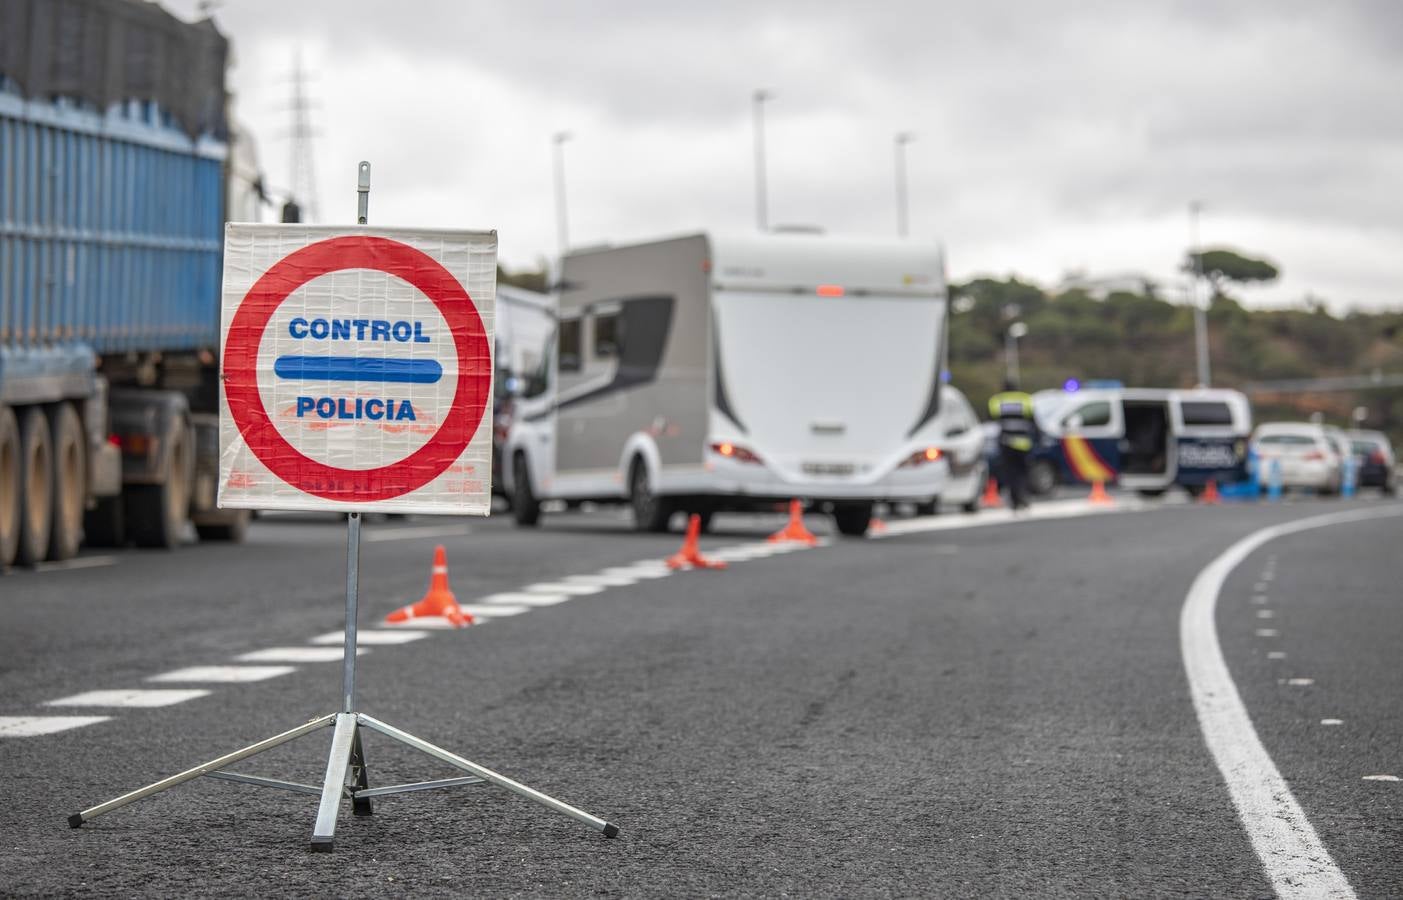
1251, 422, 1343, 494
927, 385, 987, 514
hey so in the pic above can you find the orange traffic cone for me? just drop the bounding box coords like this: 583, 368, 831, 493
868, 517, 888, 535
385, 545, 474, 627
1088, 479, 1113, 505
666, 514, 728, 570
1199, 479, 1222, 505
981, 475, 1004, 509
768, 499, 820, 546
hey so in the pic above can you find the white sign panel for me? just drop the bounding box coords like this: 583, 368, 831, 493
218, 225, 496, 515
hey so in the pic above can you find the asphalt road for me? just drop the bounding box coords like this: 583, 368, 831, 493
1, 494, 1399, 897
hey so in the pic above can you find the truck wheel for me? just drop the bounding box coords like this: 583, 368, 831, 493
832, 502, 873, 537
0, 406, 20, 567
512, 454, 541, 527
16, 406, 54, 566
195, 509, 251, 543
629, 458, 672, 533
48, 403, 87, 561
127, 419, 191, 549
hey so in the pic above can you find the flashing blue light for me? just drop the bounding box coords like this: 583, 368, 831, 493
1063, 378, 1081, 392
940, 369, 952, 383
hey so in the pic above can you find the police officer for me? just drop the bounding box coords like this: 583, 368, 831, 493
988, 380, 1038, 510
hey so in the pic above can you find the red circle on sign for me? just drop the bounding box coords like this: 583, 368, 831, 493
223, 235, 490, 503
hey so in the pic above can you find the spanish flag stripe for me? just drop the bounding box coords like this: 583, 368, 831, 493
1063, 436, 1116, 483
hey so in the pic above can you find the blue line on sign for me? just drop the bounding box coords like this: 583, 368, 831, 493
273, 356, 443, 384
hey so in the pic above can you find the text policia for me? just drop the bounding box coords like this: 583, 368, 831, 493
284, 316, 435, 422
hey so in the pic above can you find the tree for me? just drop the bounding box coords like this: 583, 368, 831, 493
1183, 247, 1280, 297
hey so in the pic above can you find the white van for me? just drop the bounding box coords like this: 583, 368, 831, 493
502, 232, 951, 536
1028, 386, 1252, 496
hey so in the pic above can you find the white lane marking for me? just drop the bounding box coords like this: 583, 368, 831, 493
1362, 775, 1399, 782
381, 617, 466, 630
0, 715, 110, 737
361, 525, 472, 543
481, 592, 573, 607
148, 665, 296, 683
1255, 629, 1280, 637
236, 647, 364, 663
524, 582, 604, 596
1284, 678, 1315, 686
1268, 651, 1288, 660
1321, 719, 1344, 726
44, 689, 209, 708
311, 630, 429, 645
564, 574, 638, 587
1180, 504, 1403, 899
1254, 582, 1268, 592
456, 603, 531, 617
1252, 595, 1269, 604
875, 497, 1147, 538
33, 555, 119, 573
599, 566, 672, 580
1262, 571, 1276, 582
1256, 610, 1275, 619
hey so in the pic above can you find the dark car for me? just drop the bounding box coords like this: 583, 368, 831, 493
1347, 430, 1397, 494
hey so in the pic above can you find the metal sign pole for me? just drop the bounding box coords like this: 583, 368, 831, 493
341, 161, 371, 715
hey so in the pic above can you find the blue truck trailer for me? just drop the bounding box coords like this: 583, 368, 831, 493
0, 0, 253, 567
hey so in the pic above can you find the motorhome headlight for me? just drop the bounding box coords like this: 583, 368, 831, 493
899, 446, 944, 468
710, 441, 764, 464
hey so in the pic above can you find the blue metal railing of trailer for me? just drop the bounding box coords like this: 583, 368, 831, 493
0, 75, 225, 403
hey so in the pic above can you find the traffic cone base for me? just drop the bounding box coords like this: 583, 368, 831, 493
869, 517, 888, 535
1199, 479, 1222, 505
385, 545, 475, 628
981, 476, 1003, 509
768, 499, 819, 545
1088, 480, 1113, 505
667, 513, 727, 570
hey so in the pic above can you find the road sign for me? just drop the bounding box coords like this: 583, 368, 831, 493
219, 225, 496, 514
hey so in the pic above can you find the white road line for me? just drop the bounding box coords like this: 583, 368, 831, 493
524, 582, 604, 595
0, 715, 110, 737
1267, 651, 1288, 660
1180, 504, 1403, 899
361, 525, 472, 543
147, 665, 297, 683
1321, 719, 1344, 726
599, 566, 672, 580
311, 630, 429, 645
875, 497, 1146, 538
44, 689, 209, 708
481, 592, 573, 607
564, 574, 639, 587
1362, 775, 1399, 782
32, 555, 119, 573
381, 617, 467, 630
1284, 678, 1315, 686
1255, 629, 1279, 637
1256, 610, 1275, 619
456, 603, 531, 617
235, 647, 364, 663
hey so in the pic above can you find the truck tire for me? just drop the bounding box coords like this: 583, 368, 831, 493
512, 453, 541, 527
16, 406, 54, 566
0, 406, 20, 567
832, 502, 873, 537
629, 457, 672, 533
195, 509, 251, 543
48, 403, 87, 561
127, 418, 192, 549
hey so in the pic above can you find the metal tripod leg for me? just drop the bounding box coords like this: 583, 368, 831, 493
310, 713, 359, 851
357, 713, 620, 838
67, 714, 337, 828
349, 721, 372, 817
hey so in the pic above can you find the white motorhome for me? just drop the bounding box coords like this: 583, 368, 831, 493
502, 232, 951, 536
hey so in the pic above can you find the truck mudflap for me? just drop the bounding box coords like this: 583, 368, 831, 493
108, 388, 191, 486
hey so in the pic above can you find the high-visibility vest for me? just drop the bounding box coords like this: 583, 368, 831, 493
988, 391, 1035, 452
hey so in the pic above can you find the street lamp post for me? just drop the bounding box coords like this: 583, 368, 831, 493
1006, 322, 1028, 387
753, 89, 772, 232
894, 132, 915, 237
553, 131, 572, 257
1189, 201, 1211, 387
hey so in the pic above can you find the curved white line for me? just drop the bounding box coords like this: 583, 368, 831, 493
1181, 505, 1403, 899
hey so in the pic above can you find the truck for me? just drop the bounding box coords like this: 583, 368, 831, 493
502, 231, 952, 537
0, 0, 255, 568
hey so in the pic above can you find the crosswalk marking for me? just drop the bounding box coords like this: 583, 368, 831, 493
310, 630, 429, 645
0, 715, 110, 737
235, 647, 364, 663
44, 689, 209, 708
147, 665, 296, 683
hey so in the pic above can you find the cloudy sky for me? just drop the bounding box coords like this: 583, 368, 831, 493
172, 0, 1402, 311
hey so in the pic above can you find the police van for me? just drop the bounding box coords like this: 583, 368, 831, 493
1027, 386, 1252, 497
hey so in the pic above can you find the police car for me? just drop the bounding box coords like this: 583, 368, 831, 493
1028, 385, 1252, 497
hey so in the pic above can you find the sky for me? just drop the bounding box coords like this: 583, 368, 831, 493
172, 0, 1402, 312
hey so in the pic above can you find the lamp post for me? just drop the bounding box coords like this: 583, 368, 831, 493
553, 131, 572, 256
894, 132, 915, 237
1189, 200, 1211, 387
753, 89, 772, 231
1006, 321, 1028, 387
